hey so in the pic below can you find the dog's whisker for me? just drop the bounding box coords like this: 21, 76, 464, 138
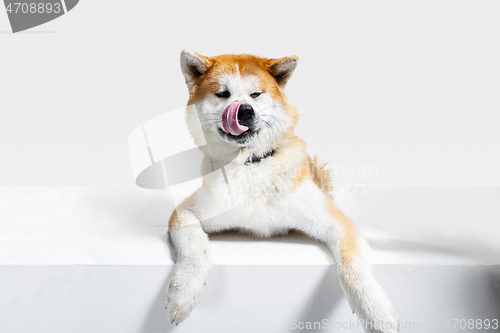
257, 106, 274, 114
261, 119, 278, 138
188, 121, 220, 138
187, 119, 220, 129
260, 113, 277, 117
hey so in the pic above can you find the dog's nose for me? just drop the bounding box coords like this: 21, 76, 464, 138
237, 104, 255, 127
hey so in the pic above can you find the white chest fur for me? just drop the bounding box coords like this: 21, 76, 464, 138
195, 153, 324, 237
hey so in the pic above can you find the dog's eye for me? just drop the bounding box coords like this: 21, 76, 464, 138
250, 92, 262, 98
215, 91, 230, 98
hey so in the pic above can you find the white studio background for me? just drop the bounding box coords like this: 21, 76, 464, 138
0, 0, 499, 187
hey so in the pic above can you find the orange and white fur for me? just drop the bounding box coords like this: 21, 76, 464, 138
165, 50, 399, 333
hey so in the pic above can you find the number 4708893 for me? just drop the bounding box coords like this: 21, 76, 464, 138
444, 319, 499, 330
5, 3, 61, 14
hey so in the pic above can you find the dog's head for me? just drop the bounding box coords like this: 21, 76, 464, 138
180, 50, 299, 151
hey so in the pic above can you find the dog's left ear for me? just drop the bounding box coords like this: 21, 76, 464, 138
267, 55, 299, 89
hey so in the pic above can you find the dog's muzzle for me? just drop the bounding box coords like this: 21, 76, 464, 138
222, 100, 255, 136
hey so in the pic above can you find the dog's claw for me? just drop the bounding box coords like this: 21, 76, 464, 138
165, 284, 197, 326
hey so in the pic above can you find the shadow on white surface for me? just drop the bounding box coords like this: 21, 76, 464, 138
288, 267, 344, 333
141, 273, 175, 333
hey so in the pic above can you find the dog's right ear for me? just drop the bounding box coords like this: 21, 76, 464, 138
180, 50, 212, 89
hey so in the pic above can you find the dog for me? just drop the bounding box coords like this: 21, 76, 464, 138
165, 50, 399, 333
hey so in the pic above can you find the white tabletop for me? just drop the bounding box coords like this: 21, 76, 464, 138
0, 187, 499, 265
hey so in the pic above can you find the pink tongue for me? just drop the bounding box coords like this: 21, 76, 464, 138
222, 100, 249, 136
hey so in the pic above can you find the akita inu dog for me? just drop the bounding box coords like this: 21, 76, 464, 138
165, 50, 399, 332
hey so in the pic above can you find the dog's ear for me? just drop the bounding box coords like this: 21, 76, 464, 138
267, 55, 299, 89
180, 50, 212, 89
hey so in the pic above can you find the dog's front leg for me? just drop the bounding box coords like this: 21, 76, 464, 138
302, 193, 399, 333
165, 197, 211, 325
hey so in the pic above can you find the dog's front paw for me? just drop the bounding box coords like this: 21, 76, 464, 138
164, 280, 197, 325
363, 307, 399, 333
350, 295, 399, 333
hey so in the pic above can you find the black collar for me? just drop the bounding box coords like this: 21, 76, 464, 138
244, 149, 277, 165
